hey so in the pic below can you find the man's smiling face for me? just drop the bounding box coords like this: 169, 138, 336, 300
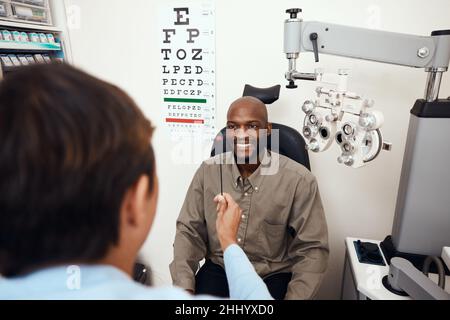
226, 97, 271, 163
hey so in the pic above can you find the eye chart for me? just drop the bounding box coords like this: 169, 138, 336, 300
159, 1, 216, 142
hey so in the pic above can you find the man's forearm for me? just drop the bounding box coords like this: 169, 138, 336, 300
285, 248, 329, 300
170, 255, 203, 291
284, 272, 325, 300
170, 228, 207, 291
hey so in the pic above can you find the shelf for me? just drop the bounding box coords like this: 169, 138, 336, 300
0, 39, 60, 51
0, 17, 56, 30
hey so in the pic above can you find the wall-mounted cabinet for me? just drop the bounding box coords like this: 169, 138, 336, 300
0, 0, 71, 78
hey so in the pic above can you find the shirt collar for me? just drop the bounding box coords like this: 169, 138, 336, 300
226, 149, 272, 189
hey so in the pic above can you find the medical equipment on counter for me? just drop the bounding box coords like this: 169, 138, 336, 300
342, 238, 450, 300
385, 254, 450, 299
282, 8, 450, 299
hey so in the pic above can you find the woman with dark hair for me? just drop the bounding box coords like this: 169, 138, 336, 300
0, 64, 272, 300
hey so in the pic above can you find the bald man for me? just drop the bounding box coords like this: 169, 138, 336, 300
170, 97, 329, 300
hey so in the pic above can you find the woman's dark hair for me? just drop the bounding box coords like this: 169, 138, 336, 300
0, 63, 155, 277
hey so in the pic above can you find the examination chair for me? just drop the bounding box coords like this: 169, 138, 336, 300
211, 84, 311, 170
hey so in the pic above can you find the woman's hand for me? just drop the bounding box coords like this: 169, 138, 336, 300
214, 193, 242, 252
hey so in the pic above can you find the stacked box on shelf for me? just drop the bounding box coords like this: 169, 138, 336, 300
0, 28, 63, 72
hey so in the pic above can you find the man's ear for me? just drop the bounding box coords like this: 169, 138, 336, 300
122, 175, 150, 227
267, 122, 272, 136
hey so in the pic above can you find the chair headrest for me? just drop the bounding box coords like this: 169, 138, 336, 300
242, 84, 281, 105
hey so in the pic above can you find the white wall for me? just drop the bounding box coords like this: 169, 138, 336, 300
64, 0, 450, 299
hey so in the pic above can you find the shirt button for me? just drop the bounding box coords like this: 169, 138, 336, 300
244, 192, 248, 196
241, 214, 246, 219
237, 238, 242, 243
255, 186, 259, 191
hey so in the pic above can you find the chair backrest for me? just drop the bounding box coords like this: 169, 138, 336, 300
210, 84, 311, 170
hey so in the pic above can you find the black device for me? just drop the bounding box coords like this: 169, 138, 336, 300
354, 240, 386, 266
133, 262, 151, 285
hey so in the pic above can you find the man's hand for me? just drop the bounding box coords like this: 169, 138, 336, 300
214, 193, 242, 252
